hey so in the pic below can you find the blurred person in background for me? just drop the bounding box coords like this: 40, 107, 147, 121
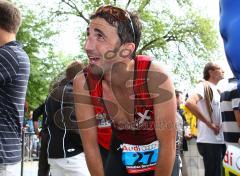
46, 61, 90, 176
220, 77, 240, 146
186, 62, 226, 176
0, 1, 30, 175
33, 103, 50, 176
175, 90, 190, 176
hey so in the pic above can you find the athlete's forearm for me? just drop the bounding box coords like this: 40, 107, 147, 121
85, 146, 104, 176
79, 126, 104, 175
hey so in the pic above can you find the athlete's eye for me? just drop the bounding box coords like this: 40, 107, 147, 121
86, 27, 90, 36
96, 33, 104, 40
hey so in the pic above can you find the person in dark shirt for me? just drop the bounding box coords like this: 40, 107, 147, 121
0, 1, 30, 176
32, 103, 50, 176
46, 61, 90, 176
33, 103, 47, 137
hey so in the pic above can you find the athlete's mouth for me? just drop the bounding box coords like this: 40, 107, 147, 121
89, 57, 100, 64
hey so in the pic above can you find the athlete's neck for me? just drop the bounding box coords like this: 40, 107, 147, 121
104, 60, 134, 87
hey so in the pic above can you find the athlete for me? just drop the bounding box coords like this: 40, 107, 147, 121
73, 5, 176, 176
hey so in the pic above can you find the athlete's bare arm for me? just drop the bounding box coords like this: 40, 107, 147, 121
73, 72, 104, 176
148, 61, 176, 176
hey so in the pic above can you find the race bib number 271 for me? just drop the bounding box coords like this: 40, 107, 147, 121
121, 141, 159, 174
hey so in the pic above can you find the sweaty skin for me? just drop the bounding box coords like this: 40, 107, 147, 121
73, 17, 176, 176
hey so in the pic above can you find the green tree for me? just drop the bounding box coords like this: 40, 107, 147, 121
54, 0, 219, 90
16, 3, 69, 109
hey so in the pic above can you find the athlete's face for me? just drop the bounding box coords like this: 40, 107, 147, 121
84, 17, 121, 74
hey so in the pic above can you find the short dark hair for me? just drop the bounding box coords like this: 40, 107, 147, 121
49, 61, 84, 92
0, 0, 21, 33
90, 5, 142, 59
66, 61, 84, 80
203, 62, 219, 80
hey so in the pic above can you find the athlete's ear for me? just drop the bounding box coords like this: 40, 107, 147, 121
126, 43, 135, 53
120, 43, 135, 58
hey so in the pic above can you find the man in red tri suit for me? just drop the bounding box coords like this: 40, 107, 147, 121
73, 5, 176, 176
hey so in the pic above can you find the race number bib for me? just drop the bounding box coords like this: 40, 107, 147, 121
121, 141, 159, 174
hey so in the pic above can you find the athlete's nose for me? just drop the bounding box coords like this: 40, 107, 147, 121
84, 36, 95, 52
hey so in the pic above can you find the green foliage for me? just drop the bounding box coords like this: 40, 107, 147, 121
176, 0, 192, 6
54, 0, 219, 90
16, 3, 71, 110
15, 0, 220, 104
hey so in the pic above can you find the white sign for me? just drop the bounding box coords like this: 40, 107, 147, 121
223, 144, 240, 175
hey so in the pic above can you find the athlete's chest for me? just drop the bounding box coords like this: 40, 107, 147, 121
101, 81, 154, 129
102, 81, 134, 124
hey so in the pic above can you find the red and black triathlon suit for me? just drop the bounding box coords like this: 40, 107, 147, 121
84, 55, 157, 176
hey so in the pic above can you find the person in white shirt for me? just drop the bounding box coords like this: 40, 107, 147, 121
186, 62, 226, 176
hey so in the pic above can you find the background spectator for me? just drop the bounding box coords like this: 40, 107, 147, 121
0, 1, 30, 175
186, 62, 226, 176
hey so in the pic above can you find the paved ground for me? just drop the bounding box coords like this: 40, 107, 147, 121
22, 160, 38, 176
184, 138, 204, 176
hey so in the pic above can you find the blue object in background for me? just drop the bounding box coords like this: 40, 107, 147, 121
219, 0, 240, 80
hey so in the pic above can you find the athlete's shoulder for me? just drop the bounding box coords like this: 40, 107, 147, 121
135, 55, 166, 72
149, 59, 169, 76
